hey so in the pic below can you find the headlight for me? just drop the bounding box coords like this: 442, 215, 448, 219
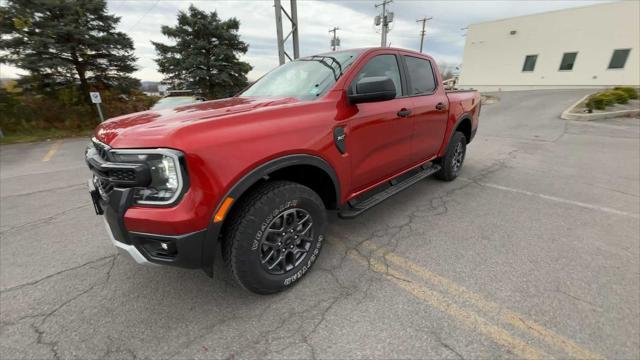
111, 149, 185, 205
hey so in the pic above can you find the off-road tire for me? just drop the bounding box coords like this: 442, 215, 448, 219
222, 181, 327, 294
435, 131, 466, 181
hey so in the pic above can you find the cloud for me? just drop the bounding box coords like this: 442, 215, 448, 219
1, 0, 615, 81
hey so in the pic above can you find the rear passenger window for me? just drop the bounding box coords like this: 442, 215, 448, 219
404, 56, 436, 95
352, 55, 402, 97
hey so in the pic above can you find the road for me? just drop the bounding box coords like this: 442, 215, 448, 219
1, 90, 639, 359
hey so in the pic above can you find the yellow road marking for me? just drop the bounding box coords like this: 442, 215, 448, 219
355, 240, 603, 359
42, 140, 63, 162
346, 247, 549, 359
504, 313, 603, 360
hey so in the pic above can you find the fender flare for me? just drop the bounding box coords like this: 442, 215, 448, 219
447, 112, 473, 146
201, 154, 340, 277
220, 154, 340, 210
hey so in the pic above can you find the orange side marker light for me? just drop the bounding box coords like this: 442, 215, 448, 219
213, 197, 234, 223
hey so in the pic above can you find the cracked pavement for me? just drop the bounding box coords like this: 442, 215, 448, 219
1, 90, 639, 359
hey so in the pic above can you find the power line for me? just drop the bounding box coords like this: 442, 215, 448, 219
126, 0, 160, 32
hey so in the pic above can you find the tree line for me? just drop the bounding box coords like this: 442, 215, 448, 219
0, 0, 252, 138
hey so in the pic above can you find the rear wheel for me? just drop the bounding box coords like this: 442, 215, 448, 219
222, 181, 327, 294
435, 131, 466, 181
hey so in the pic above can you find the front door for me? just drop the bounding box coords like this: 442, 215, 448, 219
346, 53, 416, 192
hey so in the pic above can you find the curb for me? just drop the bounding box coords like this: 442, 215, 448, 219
561, 94, 640, 121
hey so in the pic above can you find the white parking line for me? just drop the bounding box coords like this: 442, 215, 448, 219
466, 179, 639, 219
569, 120, 640, 131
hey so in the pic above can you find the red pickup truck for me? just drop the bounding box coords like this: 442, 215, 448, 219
86, 47, 480, 294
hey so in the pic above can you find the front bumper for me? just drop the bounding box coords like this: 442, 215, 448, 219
104, 218, 154, 266
86, 144, 219, 276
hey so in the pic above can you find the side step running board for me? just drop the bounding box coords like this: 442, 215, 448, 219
339, 163, 441, 219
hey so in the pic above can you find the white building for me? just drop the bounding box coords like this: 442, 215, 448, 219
458, 1, 640, 92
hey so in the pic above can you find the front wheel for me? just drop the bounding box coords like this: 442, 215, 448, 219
435, 131, 467, 181
222, 181, 327, 294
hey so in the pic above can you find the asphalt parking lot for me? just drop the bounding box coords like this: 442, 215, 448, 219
1, 89, 639, 359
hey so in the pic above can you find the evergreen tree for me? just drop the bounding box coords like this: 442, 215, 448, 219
0, 0, 138, 100
152, 5, 252, 99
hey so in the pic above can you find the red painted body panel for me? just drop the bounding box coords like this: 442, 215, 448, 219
94, 48, 480, 236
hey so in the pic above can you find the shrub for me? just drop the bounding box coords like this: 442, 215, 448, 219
584, 87, 637, 111
597, 92, 616, 106
600, 91, 616, 106
0, 87, 157, 135
586, 95, 606, 110
613, 86, 638, 100
586, 92, 617, 110
608, 90, 629, 104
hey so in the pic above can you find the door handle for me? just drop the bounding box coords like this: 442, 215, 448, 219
435, 102, 447, 111
397, 108, 412, 117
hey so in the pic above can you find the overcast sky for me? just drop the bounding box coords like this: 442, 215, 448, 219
0, 0, 615, 82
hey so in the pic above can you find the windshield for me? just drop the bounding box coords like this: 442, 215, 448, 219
151, 97, 200, 110
240, 50, 362, 101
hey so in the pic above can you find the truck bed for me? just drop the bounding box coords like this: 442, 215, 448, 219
446, 89, 480, 113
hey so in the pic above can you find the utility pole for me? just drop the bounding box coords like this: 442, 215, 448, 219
329, 26, 340, 51
374, 0, 393, 47
416, 16, 432, 53
274, 0, 300, 65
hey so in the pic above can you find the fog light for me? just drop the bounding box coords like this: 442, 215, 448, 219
160, 242, 169, 250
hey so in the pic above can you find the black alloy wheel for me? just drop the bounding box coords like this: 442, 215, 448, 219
260, 208, 315, 274
222, 181, 327, 294
435, 131, 467, 181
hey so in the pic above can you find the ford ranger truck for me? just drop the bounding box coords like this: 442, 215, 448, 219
86, 47, 480, 294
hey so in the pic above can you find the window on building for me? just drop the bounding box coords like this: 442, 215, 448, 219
403, 56, 436, 94
522, 55, 538, 72
559, 52, 578, 71
608, 49, 631, 69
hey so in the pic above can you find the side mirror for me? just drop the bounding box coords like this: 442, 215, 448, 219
348, 76, 396, 104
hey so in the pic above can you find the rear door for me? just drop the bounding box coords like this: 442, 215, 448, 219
346, 52, 416, 191
402, 55, 448, 160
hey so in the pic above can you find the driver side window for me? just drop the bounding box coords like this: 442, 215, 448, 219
351, 55, 402, 97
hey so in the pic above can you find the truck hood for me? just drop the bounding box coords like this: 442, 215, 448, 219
95, 96, 299, 146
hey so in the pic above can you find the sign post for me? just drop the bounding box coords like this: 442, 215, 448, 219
89, 92, 104, 122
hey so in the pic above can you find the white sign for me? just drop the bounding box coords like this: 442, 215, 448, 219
90, 92, 102, 104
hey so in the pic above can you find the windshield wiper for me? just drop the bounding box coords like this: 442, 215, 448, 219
299, 55, 344, 80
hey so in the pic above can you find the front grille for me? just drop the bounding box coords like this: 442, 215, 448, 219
90, 139, 116, 197
110, 169, 136, 182
92, 138, 111, 161
87, 138, 148, 195
94, 175, 114, 199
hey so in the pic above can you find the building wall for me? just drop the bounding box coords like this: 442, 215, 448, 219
458, 1, 640, 92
